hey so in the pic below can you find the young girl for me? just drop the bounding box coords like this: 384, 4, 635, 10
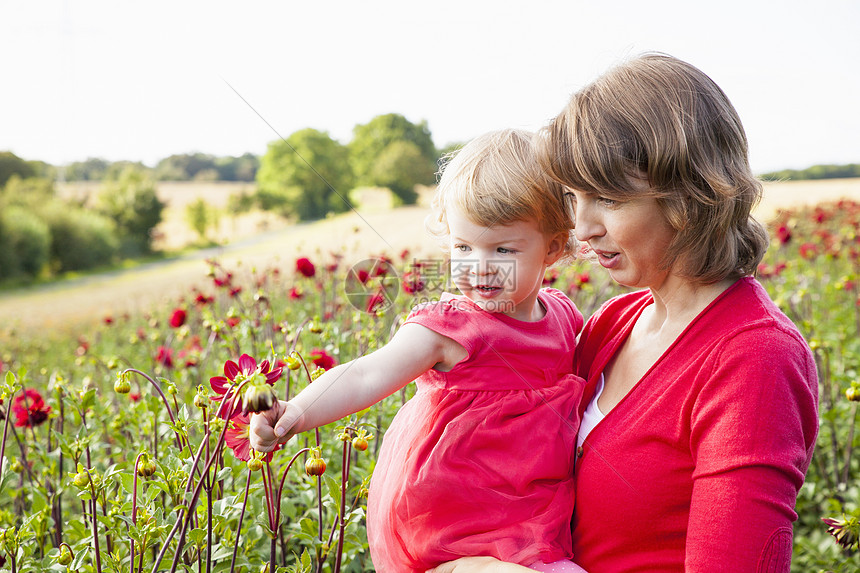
250, 129, 587, 573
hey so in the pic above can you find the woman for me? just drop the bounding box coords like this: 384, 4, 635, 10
428, 53, 819, 572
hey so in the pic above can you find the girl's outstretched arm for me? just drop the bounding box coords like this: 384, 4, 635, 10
427, 557, 532, 573
250, 322, 463, 451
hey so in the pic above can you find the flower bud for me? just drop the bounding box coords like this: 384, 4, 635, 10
114, 373, 131, 394
247, 457, 263, 471
847, 386, 860, 402
73, 470, 90, 488
286, 355, 302, 371
305, 450, 326, 476
241, 382, 277, 415
308, 321, 323, 334
57, 546, 73, 566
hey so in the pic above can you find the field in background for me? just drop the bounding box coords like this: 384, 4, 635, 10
2, 177, 859, 340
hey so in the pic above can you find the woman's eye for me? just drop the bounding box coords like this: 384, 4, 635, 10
597, 196, 617, 207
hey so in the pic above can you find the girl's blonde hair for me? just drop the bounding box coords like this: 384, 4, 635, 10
538, 53, 769, 284
427, 129, 575, 258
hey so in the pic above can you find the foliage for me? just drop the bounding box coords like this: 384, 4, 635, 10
62, 158, 112, 181
185, 198, 220, 243
1, 200, 860, 571
256, 128, 355, 221
154, 153, 259, 182
369, 140, 435, 206
0, 151, 36, 188
761, 163, 860, 181
96, 167, 165, 256
349, 113, 437, 202
0, 175, 56, 210
0, 205, 51, 280
40, 202, 120, 272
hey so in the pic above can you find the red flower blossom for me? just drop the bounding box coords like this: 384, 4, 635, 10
296, 257, 316, 278
288, 287, 304, 300
129, 392, 141, 402
226, 317, 241, 328
402, 271, 425, 294
178, 335, 203, 368
543, 269, 559, 286
156, 346, 174, 369
194, 293, 214, 306
799, 242, 818, 259
103, 315, 114, 325
13, 389, 51, 428
310, 348, 336, 371
225, 412, 279, 462
365, 291, 386, 313
229, 286, 243, 298
357, 269, 370, 284
209, 353, 283, 419
169, 308, 187, 328
776, 224, 792, 245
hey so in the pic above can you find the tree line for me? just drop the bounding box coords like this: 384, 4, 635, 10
760, 163, 860, 181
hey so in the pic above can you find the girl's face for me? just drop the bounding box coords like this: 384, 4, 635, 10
568, 186, 676, 292
446, 206, 565, 322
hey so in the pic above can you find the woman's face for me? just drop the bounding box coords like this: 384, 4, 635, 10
568, 185, 676, 291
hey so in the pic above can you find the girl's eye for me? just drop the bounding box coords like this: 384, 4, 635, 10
497, 247, 515, 254
454, 244, 470, 252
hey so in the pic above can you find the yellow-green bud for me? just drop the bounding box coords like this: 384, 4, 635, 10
114, 373, 131, 394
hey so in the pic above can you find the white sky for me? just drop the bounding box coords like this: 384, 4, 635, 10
1, 0, 858, 174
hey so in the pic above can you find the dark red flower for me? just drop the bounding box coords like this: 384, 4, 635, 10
310, 348, 336, 371
103, 316, 114, 325
226, 317, 241, 328
288, 287, 304, 300
129, 392, 141, 402
169, 308, 187, 328
357, 269, 370, 284
296, 257, 316, 278
225, 412, 279, 462
13, 389, 52, 427
402, 271, 425, 294
178, 335, 203, 368
194, 293, 214, 306
776, 224, 792, 245
156, 346, 174, 369
209, 354, 283, 419
799, 242, 818, 260
229, 286, 243, 298
365, 291, 386, 313
543, 269, 559, 286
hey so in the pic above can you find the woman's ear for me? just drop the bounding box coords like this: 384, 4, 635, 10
544, 232, 569, 265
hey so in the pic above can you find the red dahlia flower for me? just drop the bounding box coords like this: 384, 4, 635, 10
225, 412, 279, 462
296, 257, 316, 278
156, 346, 174, 369
169, 308, 187, 328
13, 389, 52, 427
310, 348, 336, 371
209, 353, 283, 419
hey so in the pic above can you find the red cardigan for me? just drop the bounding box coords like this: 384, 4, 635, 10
571, 277, 818, 572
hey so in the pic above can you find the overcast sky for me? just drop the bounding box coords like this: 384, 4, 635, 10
1, 0, 858, 174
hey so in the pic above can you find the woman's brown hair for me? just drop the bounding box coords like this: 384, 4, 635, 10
538, 53, 769, 284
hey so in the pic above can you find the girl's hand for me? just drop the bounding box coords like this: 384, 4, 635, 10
249, 400, 301, 451
427, 557, 530, 573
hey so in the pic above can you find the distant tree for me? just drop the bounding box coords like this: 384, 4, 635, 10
97, 167, 165, 255
185, 198, 219, 242
369, 140, 436, 205
0, 151, 36, 187
256, 129, 355, 221
760, 163, 860, 181
0, 175, 55, 209
349, 113, 437, 190
0, 205, 51, 280
215, 153, 259, 181
155, 153, 218, 181
63, 158, 110, 181
42, 201, 119, 272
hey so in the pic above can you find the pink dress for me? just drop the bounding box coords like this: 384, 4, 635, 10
366, 288, 585, 572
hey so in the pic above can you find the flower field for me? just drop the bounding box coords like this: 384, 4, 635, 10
1, 199, 859, 572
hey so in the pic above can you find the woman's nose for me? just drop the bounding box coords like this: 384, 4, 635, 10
574, 204, 603, 242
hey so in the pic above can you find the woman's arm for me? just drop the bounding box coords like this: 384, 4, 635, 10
250, 322, 460, 450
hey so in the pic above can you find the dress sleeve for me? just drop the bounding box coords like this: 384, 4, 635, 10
686, 325, 818, 572
402, 299, 480, 357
